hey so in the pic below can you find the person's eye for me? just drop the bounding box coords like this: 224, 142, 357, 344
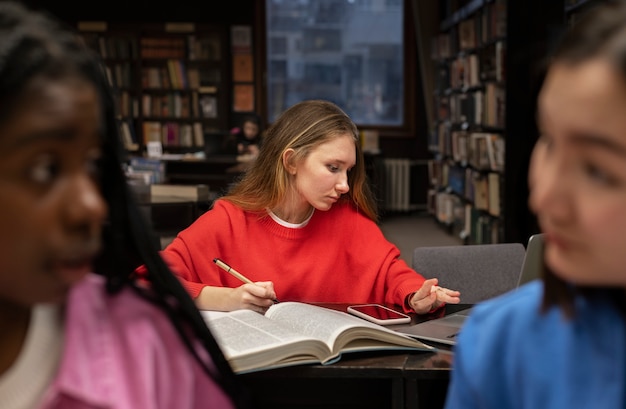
537, 134, 553, 153
584, 162, 618, 186
29, 154, 59, 184
327, 164, 339, 172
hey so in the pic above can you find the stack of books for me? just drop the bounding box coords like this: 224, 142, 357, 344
150, 183, 209, 201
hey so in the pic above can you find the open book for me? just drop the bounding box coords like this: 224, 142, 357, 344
200, 302, 435, 374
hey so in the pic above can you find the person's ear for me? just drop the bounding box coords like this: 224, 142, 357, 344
282, 149, 297, 175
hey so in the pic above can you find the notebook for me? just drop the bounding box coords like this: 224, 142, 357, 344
390, 234, 545, 346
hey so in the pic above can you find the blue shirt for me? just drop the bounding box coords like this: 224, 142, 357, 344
445, 281, 625, 409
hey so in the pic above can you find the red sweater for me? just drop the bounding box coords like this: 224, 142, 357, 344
159, 200, 426, 312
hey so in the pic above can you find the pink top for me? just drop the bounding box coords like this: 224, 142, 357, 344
37, 274, 236, 409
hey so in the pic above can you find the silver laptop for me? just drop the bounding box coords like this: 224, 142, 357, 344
390, 234, 545, 345
517, 233, 544, 286
388, 307, 473, 346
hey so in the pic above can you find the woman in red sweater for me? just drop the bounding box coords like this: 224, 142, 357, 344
161, 100, 460, 313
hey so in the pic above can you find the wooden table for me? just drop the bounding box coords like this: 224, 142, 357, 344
238, 304, 468, 409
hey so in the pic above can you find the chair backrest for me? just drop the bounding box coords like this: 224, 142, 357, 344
517, 233, 545, 287
412, 243, 526, 304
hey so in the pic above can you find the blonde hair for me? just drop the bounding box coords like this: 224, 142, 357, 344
222, 99, 378, 221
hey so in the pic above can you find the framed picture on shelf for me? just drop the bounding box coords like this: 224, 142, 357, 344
231, 25, 252, 53
233, 84, 254, 112
232, 53, 254, 82
199, 95, 218, 118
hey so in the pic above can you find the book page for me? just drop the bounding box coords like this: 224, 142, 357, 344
201, 309, 330, 373
264, 302, 433, 358
265, 302, 363, 343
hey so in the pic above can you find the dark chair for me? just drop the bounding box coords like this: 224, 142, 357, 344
412, 243, 526, 304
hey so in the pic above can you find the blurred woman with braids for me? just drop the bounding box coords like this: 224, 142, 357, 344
0, 2, 249, 408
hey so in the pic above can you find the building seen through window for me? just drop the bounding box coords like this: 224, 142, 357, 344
266, 0, 404, 126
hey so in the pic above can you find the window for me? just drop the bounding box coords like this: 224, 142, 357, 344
265, 0, 404, 126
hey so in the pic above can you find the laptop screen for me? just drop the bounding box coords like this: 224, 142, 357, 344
517, 233, 544, 287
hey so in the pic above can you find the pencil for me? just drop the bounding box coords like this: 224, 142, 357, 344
213, 258, 279, 303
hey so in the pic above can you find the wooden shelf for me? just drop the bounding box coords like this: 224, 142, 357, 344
78, 22, 231, 154
428, 0, 507, 244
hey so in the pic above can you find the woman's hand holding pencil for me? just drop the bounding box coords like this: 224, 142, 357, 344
213, 258, 280, 311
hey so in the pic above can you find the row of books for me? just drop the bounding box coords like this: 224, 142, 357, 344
141, 63, 221, 90
140, 37, 186, 59
427, 190, 501, 244
104, 62, 133, 89
432, 0, 507, 60
428, 160, 501, 217
81, 31, 222, 62
433, 83, 505, 128
115, 91, 219, 120
142, 120, 205, 147
435, 40, 505, 90
431, 130, 504, 172
187, 35, 222, 61
85, 33, 222, 62
114, 91, 138, 118
442, 54, 481, 90
143, 93, 188, 118
141, 93, 217, 119
81, 34, 138, 60
139, 36, 222, 61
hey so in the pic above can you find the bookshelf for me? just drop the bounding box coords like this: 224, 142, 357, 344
425, 0, 570, 245
427, 0, 507, 244
77, 22, 229, 154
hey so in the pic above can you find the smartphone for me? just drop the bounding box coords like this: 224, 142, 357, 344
347, 304, 411, 326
